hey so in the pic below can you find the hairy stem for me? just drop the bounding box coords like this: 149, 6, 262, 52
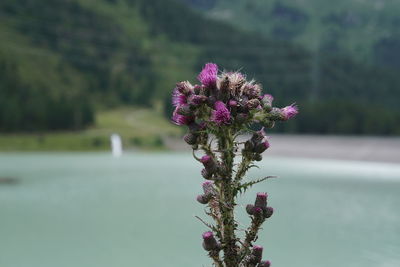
218, 128, 239, 266
239, 216, 265, 261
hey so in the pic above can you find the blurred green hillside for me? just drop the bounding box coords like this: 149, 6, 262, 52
183, 0, 400, 66
0, 0, 400, 147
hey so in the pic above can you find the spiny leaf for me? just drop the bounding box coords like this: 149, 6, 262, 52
235, 176, 277, 195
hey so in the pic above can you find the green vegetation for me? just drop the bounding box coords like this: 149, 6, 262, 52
186, 0, 400, 64
0, 0, 399, 147
0, 107, 181, 151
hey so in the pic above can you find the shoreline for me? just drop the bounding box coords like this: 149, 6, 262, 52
163, 135, 400, 164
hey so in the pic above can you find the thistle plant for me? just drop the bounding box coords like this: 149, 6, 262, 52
171, 63, 298, 267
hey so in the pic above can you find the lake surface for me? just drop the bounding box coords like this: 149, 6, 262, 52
0, 152, 400, 267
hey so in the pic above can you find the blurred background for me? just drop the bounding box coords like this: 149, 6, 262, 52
0, 0, 399, 266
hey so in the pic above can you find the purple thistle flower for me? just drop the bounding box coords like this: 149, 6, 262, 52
202, 231, 220, 251
200, 155, 212, 164
281, 104, 298, 120
198, 63, 218, 89
211, 101, 231, 125
201, 155, 218, 173
172, 107, 193, 126
172, 88, 187, 107
255, 192, 268, 208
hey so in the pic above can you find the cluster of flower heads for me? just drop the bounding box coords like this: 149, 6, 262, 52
171, 63, 298, 133
171, 63, 297, 266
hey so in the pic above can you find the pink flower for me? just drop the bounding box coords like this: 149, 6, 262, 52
197, 63, 218, 88
281, 104, 298, 120
171, 107, 193, 125
172, 88, 187, 107
202, 231, 220, 251
211, 101, 230, 125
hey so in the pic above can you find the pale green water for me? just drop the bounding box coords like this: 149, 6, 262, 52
0, 153, 400, 267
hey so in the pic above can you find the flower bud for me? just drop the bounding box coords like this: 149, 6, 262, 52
264, 207, 274, 219
255, 192, 268, 208
196, 194, 209, 204
183, 133, 198, 145
253, 153, 262, 161
246, 204, 255, 215
201, 155, 218, 173
253, 141, 270, 154
258, 260, 271, 267
202, 231, 220, 251
281, 104, 298, 120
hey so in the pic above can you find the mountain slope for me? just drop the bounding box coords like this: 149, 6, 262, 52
0, 0, 399, 135
182, 0, 400, 66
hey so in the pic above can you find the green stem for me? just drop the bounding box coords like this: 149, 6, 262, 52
218, 128, 239, 266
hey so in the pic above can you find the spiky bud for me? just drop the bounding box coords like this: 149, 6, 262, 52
253, 141, 270, 154
246, 204, 255, 215
197, 194, 209, 204
202, 231, 220, 251
255, 192, 267, 208
264, 207, 274, 219
201, 155, 218, 173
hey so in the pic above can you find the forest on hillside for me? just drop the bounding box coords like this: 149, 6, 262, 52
1, 0, 399, 134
